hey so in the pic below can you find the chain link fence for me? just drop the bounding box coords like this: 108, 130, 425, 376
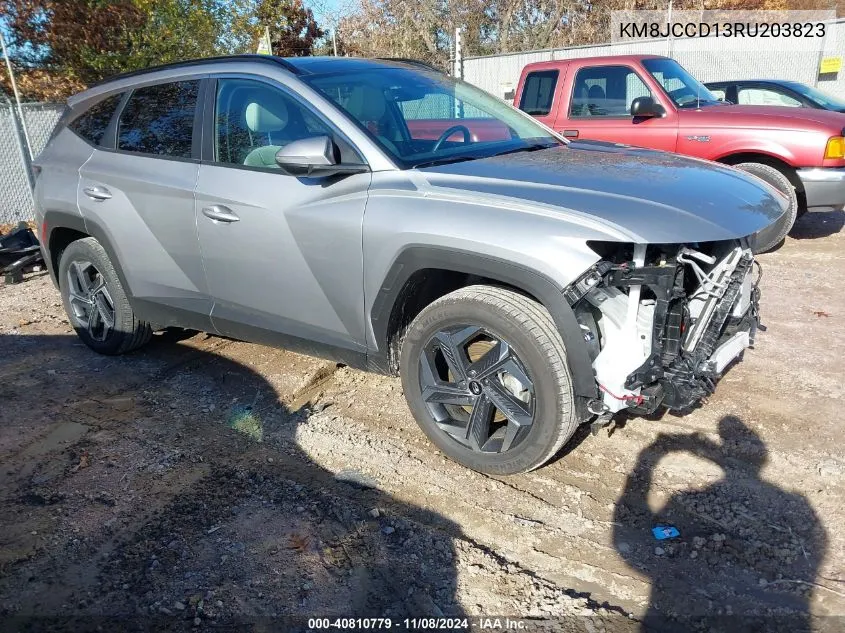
0, 99, 65, 225
464, 18, 845, 101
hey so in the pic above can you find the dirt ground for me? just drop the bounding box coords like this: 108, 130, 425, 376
1, 211, 844, 632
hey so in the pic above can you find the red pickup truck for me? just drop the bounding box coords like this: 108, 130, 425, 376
514, 55, 845, 250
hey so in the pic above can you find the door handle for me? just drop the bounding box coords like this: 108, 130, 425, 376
562, 129, 579, 138
202, 205, 240, 223
83, 185, 112, 201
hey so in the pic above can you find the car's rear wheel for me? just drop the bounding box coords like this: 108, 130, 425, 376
58, 237, 152, 355
399, 285, 579, 475
734, 162, 798, 253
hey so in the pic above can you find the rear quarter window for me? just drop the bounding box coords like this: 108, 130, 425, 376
519, 70, 559, 116
69, 94, 123, 145
117, 81, 200, 158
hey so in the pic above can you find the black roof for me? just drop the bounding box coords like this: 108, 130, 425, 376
705, 78, 804, 87
288, 56, 443, 74
90, 54, 441, 88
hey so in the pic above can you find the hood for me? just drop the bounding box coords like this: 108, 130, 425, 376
680, 103, 845, 132
416, 141, 786, 244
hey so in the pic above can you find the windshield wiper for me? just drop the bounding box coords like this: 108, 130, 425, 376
489, 142, 557, 157
412, 155, 481, 169
679, 99, 720, 109
412, 143, 556, 169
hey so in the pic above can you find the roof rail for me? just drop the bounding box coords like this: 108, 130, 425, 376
375, 57, 445, 74
88, 55, 303, 89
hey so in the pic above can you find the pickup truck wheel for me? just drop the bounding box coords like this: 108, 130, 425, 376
734, 162, 798, 253
399, 285, 578, 475
58, 237, 152, 355
796, 191, 808, 219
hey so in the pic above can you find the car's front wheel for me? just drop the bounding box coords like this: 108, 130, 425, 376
399, 285, 579, 475
58, 237, 152, 355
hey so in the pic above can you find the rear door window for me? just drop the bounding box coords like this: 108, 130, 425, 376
519, 70, 559, 116
117, 81, 200, 158
69, 93, 123, 145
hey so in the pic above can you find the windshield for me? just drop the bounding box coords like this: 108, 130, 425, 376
302, 66, 562, 169
641, 58, 720, 108
787, 82, 845, 111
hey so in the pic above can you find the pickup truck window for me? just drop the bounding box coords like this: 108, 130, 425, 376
641, 58, 720, 108
519, 70, 558, 115
738, 86, 801, 107
398, 92, 492, 120
569, 66, 651, 118
708, 87, 727, 101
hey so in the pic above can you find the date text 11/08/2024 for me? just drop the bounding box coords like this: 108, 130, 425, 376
307, 617, 532, 630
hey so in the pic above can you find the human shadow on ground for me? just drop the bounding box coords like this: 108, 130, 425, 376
613, 415, 828, 633
0, 332, 467, 632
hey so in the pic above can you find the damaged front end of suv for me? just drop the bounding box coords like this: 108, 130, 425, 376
407, 137, 786, 471
567, 239, 761, 431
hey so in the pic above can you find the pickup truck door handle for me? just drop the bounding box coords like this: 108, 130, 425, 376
562, 129, 579, 138
202, 205, 240, 223
83, 185, 112, 201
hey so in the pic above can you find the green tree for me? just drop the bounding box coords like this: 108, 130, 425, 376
130, 0, 229, 67
247, 0, 324, 56
0, 0, 249, 99
1, 1, 146, 84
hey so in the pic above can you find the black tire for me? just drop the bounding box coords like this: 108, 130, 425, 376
58, 237, 152, 355
399, 285, 579, 475
734, 162, 798, 253
796, 191, 808, 220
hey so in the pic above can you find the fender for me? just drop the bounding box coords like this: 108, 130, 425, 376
43, 209, 133, 300
707, 140, 798, 166
43, 209, 214, 333
368, 246, 598, 398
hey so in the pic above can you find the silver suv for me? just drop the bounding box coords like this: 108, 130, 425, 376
34, 56, 783, 474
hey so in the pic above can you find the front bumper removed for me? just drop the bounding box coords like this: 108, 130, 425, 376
573, 242, 761, 419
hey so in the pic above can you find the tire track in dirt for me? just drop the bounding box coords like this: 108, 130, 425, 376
289, 405, 652, 611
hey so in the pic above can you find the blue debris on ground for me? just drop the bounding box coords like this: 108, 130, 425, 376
652, 526, 681, 540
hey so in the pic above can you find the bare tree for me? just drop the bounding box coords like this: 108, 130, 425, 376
337, 0, 842, 64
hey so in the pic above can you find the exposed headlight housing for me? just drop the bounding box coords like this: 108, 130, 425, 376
563, 261, 613, 305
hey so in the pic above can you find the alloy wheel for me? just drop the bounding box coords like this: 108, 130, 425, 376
418, 324, 535, 453
66, 260, 115, 342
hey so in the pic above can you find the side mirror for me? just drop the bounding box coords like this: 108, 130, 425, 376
630, 96, 665, 118
274, 136, 368, 177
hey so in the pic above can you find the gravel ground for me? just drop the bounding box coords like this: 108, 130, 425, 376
0, 211, 843, 632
